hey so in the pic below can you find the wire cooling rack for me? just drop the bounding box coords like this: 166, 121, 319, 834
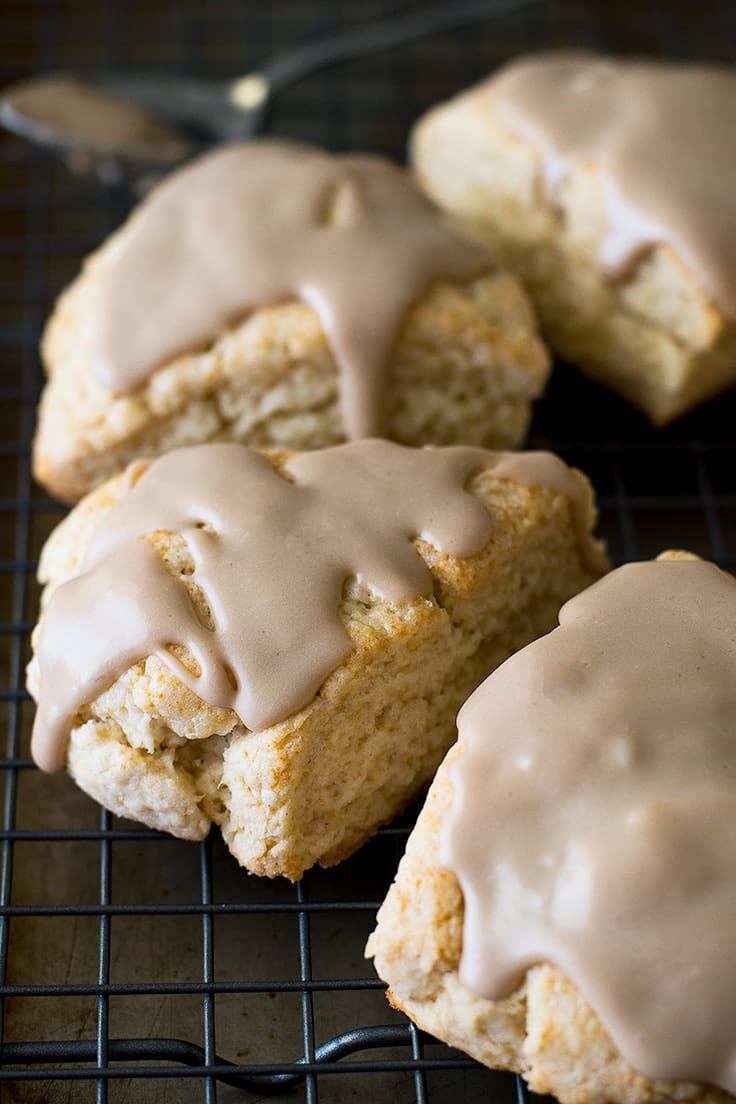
1, 1, 735, 1101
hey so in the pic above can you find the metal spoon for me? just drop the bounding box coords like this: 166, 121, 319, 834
0, 0, 544, 183
0, 74, 193, 183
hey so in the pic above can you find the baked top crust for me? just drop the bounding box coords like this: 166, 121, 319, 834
34, 140, 550, 502
28, 441, 604, 880
368, 552, 734, 1103
410, 56, 736, 425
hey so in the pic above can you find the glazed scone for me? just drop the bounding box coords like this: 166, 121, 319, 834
33, 140, 549, 503
27, 439, 605, 880
368, 553, 735, 1103
411, 55, 736, 425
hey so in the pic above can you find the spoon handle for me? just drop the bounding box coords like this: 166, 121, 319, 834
234, 0, 546, 136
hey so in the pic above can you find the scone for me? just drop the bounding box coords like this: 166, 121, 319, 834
368, 553, 735, 1103
33, 139, 550, 503
411, 55, 736, 425
27, 438, 606, 881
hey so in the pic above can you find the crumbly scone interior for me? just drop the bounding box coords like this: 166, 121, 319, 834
35, 215, 549, 503
28, 454, 601, 880
367, 736, 728, 1104
411, 95, 736, 425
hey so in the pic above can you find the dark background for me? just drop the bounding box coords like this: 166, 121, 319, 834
0, 2, 734, 1101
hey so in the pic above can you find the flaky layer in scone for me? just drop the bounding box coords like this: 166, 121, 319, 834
27, 449, 603, 881
366, 747, 727, 1104
411, 81, 736, 426
35, 259, 548, 504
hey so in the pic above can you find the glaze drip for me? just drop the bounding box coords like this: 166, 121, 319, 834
31, 440, 600, 773
85, 140, 491, 437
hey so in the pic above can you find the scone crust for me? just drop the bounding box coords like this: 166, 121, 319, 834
367, 744, 730, 1104
28, 449, 604, 880
34, 223, 549, 502
410, 87, 736, 425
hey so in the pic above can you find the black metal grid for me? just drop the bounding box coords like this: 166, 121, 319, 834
1, 1, 735, 1101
